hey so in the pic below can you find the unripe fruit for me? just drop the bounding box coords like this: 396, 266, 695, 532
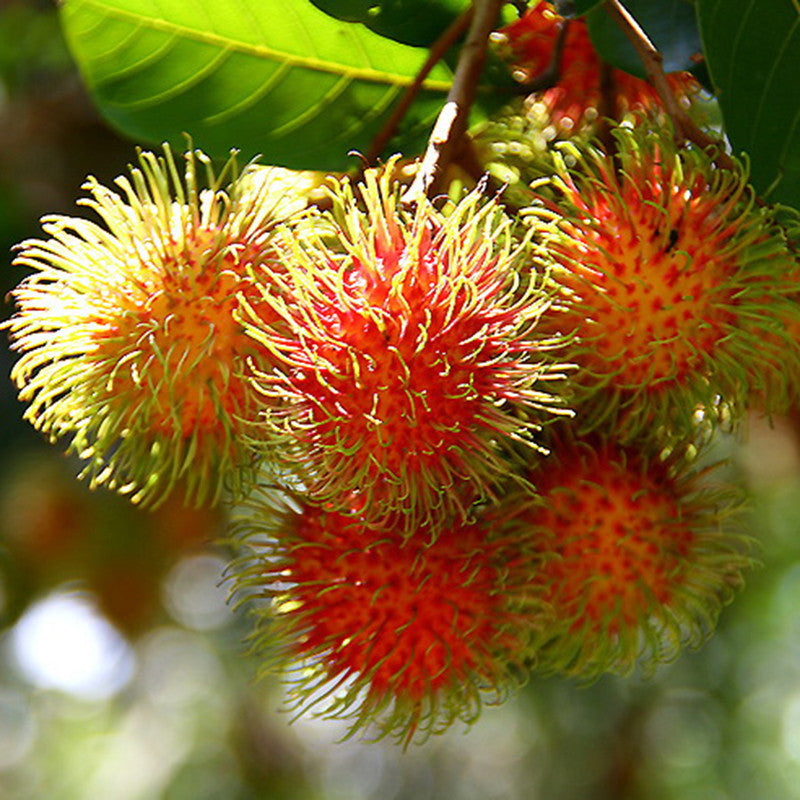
7, 148, 297, 506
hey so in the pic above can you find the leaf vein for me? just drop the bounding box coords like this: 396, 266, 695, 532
265, 74, 354, 138
79, 16, 146, 62
73, 0, 452, 91
106, 45, 234, 108
726, 0, 756, 95
202, 62, 292, 125
95, 30, 179, 81
331, 84, 403, 146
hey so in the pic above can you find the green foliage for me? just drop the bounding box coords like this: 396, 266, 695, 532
309, 0, 468, 46
59, 0, 800, 210
697, 0, 800, 208
585, 0, 701, 78
59, 0, 456, 169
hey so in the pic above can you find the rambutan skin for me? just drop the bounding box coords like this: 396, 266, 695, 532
528, 124, 800, 439
241, 165, 571, 532
232, 493, 540, 745
6, 148, 298, 507
492, 432, 753, 679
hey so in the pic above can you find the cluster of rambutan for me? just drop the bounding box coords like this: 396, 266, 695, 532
478, 0, 704, 213
496, 1, 700, 133
6, 111, 800, 744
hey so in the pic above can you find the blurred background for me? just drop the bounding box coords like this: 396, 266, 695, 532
3, 3, 800, 798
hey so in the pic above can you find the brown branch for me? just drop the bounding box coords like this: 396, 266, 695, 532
366, 8, 474, 165
603, 0, 736, 171
401, 0, 504, 205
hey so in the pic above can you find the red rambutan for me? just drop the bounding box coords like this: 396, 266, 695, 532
493, 432, 752, 679
241, 165, 571, 532
529, 123, 800, 438
234, 493, 538, 745
498, 1, 698, 131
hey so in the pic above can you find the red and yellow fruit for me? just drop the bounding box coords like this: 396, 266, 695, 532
499, 1, 698, 131
242, 164, 571, 533
530, 124, 800, 438
493, 432, 752, 678
7, 148, 297, 506
236, 493, 538, 744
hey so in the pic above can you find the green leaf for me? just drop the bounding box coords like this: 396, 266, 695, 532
309, 0, 468, 47
559, 0, 603, 16
585, 0, 701, 78
697, 0, 800, 209
58, 0, 456, 171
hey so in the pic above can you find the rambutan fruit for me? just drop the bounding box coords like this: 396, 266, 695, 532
241, 164, 571, 533
529, 123, 800, 439
492, 432, 752, 679
6, 147, 298, 506
497, 1, 698, 131
234, 493, 539, 745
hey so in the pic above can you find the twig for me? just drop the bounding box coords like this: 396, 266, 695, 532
366, 8, 474, 165
603, 0, 736, 170
402, 0, 505, 205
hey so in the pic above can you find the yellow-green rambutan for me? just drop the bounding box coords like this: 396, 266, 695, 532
492, 431, 753, 679
6, 147, 299, 506
529, 123, 800, 439
240, 165, 572, 533
232, 492, 540, 746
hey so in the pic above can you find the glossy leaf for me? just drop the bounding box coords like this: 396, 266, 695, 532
309, 0, 468, 47
698, 0, 800, 208
585, 0, 701, 78
58, 0, 456, 170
